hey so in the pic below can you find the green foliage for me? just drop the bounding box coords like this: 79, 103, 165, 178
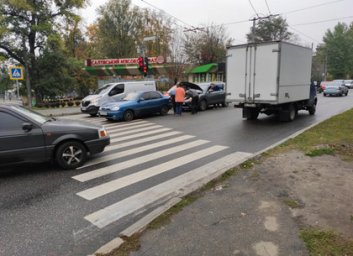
319, 22, 353, 79
246, 16, 293, 43
184, 24, 230, 64
93, 0, 172, 59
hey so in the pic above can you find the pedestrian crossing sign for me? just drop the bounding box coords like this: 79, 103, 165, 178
9, 66, 24, 80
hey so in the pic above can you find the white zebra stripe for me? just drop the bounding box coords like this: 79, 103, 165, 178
109, 125, 162, 138
72, 140, 209, 182
109, 128, 172, 143
77, 145, 227, 200
105, 131, 182, 152
84, 152, 252, 228
79, 134, 194, 168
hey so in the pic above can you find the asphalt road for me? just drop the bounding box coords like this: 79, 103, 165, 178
1, 92, 353, 256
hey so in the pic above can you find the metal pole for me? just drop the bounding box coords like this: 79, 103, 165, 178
25, 63, 32, 108
16, 79, 19, 99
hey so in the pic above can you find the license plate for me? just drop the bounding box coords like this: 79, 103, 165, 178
99, 111, 107, 116
81, 106, 87, 111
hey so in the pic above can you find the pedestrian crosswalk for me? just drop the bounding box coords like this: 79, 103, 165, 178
68, 115, 253, 231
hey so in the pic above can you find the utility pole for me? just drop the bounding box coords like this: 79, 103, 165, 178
250, 14, 279, 43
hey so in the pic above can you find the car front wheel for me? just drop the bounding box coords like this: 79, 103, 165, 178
199, 100, 207, 111
55, 141, 87, 170
123, 110, 134, 121
160, 105, 169, 115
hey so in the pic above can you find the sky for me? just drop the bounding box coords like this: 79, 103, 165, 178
79, 0, 353, 49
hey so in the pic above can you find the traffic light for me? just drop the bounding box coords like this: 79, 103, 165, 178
138, 56, 144, 72
143, 57, 149, 76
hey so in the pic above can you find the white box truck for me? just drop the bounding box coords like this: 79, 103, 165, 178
226, 41, 317, 121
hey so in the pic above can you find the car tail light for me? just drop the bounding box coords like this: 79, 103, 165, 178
99, 128, 108, 138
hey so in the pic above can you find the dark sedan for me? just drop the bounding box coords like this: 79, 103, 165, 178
0, 105, 110, 170
180, 81, 227, 111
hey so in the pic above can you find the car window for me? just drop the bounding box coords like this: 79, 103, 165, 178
95, 83, 113, 95
109, 84, 124, 96
149, 91, 162, 99
141, 92, 151, 100
0, 112, 25, 132
123, 92, 139, 101
9, 106, 48, 124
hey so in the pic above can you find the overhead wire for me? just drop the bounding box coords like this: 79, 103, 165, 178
264, 0, 272, 15
292, 15, 353, 26
247, 0, 260, 18
281, 0, 344, 15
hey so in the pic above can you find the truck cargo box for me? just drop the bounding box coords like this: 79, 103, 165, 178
226, 41, 312, 105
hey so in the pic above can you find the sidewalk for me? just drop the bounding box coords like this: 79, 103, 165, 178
128, 163, 308, 256
34, 106, 81, 116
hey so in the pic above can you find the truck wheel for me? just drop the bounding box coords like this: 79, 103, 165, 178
199, 100, 207, 111
287, 104, 297, 121
308, 105, 316, 115
247, 109, 259, 120
55, 141, 87, 170
123, 110, 134, 121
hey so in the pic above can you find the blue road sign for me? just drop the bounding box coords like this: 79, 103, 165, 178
9, 66, 24, 80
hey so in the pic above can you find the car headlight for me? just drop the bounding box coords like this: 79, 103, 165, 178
111, 106, 120, 111
98, 128, 108, 138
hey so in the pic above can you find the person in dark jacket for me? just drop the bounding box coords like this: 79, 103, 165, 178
186, 89, 199, 115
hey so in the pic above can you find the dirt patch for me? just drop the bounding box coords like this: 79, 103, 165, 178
253, 150, 353, 239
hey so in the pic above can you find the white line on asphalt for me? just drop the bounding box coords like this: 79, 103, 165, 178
77, 145, 227, 200
106, 131, 182, 152
84, 151, 252, 228
79, 135, 194, 168
109, 128, 172, 143
73, 139, 209, 182
106, 122, 157, 133
101, 120, 147, 128
109, 125, 162, 138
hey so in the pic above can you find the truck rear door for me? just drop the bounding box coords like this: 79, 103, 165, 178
227, 43, 279, 104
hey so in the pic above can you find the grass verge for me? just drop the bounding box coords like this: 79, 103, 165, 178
300, 229, 353, 256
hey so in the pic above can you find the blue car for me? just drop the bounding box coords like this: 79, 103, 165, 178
98, 91, 171, 121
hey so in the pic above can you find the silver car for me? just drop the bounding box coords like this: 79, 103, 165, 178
323, 81, 349, 97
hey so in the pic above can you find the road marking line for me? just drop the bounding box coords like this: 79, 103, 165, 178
84, 151, 252, 228
77, 145, 227, 200
106, 122, 157, 133
109, 125, 162, 138
109, 128, 172, 143
73, 139, 209, 182
80, 135, 194, 168
106, 131, 182, 152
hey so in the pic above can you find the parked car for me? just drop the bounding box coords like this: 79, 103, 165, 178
344, 80, 353, 89
98, 91, 171, 121
180, 81, 227, 111
81, 81, 156, 116
0, 105, 110, 170
323, 81, 349, 96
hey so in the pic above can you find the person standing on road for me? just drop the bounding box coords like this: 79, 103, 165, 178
186, 89, 199, 115
175, 83, 185, 116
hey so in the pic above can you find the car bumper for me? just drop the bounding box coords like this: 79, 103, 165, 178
99, 110, 123, 120
81, 105, 99, 114
85, 136, 110, 155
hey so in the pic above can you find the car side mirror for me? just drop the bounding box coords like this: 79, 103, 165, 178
22, 122, 33, 132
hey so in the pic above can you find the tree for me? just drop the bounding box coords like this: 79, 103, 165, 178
246, 16, 293, 43
184, 24, 231, 64
93, 0, 173, 59
0, 0, 85, 106
317, 22, 353, 79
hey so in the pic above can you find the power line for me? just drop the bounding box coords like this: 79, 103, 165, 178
281, 0, 344, 15
288, 25, 321, 43
248, 0, 260, 18
139, 0, 193, 28
292, 16, 353, 26
264, 0, 272, 14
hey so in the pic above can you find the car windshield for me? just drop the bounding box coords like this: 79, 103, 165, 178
326, 82, 340, 88
94, 84, 113, 95
123, 92, 139, 101
199, 84, 209, 92
10, 105, 50, 124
